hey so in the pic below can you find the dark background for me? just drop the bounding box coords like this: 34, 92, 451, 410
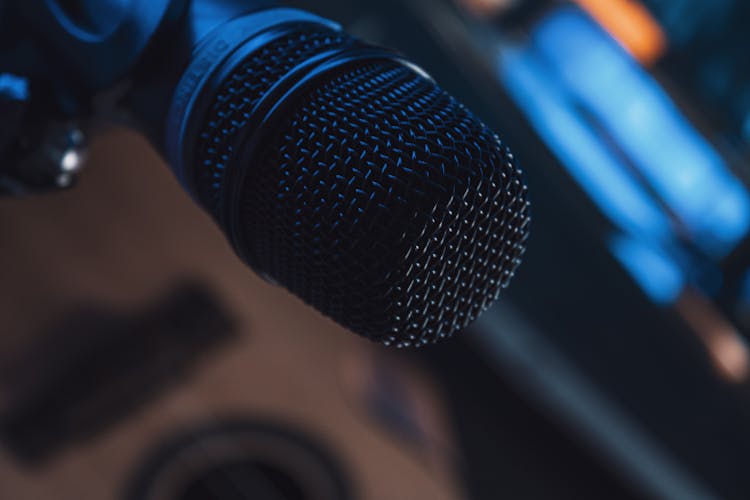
2, 0, 750, 499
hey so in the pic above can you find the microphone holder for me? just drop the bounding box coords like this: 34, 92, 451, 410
0, 0, 257, 194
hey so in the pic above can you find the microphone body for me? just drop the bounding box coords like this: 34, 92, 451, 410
16, 0, 531, 346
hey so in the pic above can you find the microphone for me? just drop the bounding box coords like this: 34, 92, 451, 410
129, 2, 531, 347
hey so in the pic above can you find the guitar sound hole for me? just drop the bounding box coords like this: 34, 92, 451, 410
126, 420, 352, 500
179, 460, 305, 500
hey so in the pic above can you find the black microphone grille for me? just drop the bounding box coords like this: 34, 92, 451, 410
191, 26, 530, 347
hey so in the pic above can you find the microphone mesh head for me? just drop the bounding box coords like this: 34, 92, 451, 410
195, 31, 530, 347
196, 29, 349, 213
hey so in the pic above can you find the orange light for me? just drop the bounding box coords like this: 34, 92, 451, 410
677, 291, 750, 383
572, 0, 667, 65
458, 0, 516, 18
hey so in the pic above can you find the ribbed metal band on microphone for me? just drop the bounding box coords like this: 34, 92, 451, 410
166, 9, 530, 347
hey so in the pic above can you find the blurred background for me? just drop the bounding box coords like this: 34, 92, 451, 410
2, 0, 750, 498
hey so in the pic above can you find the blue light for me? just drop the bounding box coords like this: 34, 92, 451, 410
498, 6, 750, 303
500, 47, 673, 242
0, 73, 29, 101
610, 234, 685, 305
529, 7, 750, 257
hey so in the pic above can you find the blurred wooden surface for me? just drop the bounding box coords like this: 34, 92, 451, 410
0, 130, 463, 500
